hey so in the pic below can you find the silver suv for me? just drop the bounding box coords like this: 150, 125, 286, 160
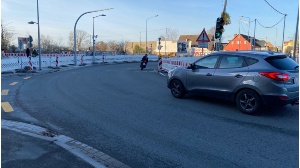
167, 51, 299, 114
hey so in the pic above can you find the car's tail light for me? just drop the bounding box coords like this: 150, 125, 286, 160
279, 96, 289, 100
259, 72, 289, 81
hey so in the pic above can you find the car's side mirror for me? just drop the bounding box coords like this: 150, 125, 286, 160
187, 63, 195, 70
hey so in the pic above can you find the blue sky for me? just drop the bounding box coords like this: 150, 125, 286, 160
1, 0, 299, 47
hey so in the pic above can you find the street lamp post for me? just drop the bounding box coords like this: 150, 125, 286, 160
28, 0, 41, 70
146, 15, 158, 53
93, 14, 106, 63
241, 16, 251, 50
73, 8, 113, 65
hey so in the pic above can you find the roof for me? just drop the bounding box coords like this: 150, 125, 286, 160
178, 34, 214, 46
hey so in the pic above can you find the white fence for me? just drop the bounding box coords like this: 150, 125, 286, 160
3, 53, 297, 73
1, 54, 158, 72
162, 57, 201, 71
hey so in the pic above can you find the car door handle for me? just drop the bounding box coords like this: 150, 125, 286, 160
206, 73, 213, 76
235, 74, 244, 78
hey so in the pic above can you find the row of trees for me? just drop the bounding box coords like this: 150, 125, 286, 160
2, 19, 181, 54
1, 20, 128, 54
1, 21, 14, 50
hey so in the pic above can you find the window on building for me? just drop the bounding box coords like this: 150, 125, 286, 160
244, 41, 247, 44
237, 41, 240, 44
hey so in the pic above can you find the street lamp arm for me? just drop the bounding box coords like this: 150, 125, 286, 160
145, 15, 158, 53
73, 8, 113, 65
146, 15, 158, 21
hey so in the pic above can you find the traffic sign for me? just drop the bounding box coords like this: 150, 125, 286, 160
198, 42, 208, 48
196, 29, 210, 42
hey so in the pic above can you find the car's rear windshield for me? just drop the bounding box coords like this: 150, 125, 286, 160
265, 55, 299, 70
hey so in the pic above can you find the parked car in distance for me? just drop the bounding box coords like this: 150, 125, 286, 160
167, 51, 299, 114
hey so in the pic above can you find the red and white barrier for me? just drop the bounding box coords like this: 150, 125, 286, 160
158, 57, 162, 71
56, 55, 59, 68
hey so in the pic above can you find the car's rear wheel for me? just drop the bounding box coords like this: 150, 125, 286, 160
236, 89, 262, 114
170, 79, 185, 98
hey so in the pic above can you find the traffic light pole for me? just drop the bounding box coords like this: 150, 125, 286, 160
216, 0, 226, 51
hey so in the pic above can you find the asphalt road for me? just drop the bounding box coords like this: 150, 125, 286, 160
2, 62, 299, 168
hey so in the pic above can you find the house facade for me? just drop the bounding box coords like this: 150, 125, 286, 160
125, 33, 217, 56
124, 41, 178, 56
224, 34, 274, 51
283, 40, 299, 56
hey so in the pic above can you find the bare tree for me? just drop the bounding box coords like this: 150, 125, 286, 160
40, 35, 55, 53
207, 27, 216, 35
96, 41, 108, 51
106, 40, 118, 51
1, 20, 15, 50
166, 28, 179, 41
68, 30, 90, 51
158, 35, 166, 41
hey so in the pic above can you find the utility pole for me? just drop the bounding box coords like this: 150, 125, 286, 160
218, 0, 227, 51
281, 14, 287, 53
253, 19, 257, 50
293, 7, 299, 59
165, 28, 167, 57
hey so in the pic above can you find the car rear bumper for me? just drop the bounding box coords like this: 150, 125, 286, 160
261, 95, 299, 106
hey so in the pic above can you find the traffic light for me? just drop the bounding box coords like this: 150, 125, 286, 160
28, 35, 33, 48
215, 17, 225, 39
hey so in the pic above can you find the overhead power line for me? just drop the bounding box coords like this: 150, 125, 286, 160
264, 0, 286, 15
256, 16, 285, 28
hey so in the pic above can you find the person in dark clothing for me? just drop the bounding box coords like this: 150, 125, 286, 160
26, 48, 30, 57
140, 54, 149, 69
141, 54, 148, 63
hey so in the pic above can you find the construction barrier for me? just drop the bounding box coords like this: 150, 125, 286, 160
1, 54, 158, 72
158, 57, 162, 71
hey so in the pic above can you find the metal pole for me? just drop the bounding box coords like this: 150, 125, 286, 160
146, 20, 148, 53
37, 0, 41, 70
254, 19, 256, 50
93, 17, 95, 63
165, 28, 167, 56
293, 8, 299, 59
73, 8, 113, 65
222, 0, 227, 13
275, 28, 277, 50
247, 17, 250, 50
145, 15, 158, 54
239, 17, 241, 50
281, 14, 287, 53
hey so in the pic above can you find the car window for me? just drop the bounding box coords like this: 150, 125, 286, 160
194, 56, 219, 69
265, 55, 299, 70
219, 55, 245, 68
244, 57, 259, 66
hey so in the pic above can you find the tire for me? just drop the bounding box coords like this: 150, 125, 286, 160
170, 79, 185, 98
236, 89, 262, 115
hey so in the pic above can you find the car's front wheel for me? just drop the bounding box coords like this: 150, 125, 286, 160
236, 89, 262, 114
170, 79, 185, 98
